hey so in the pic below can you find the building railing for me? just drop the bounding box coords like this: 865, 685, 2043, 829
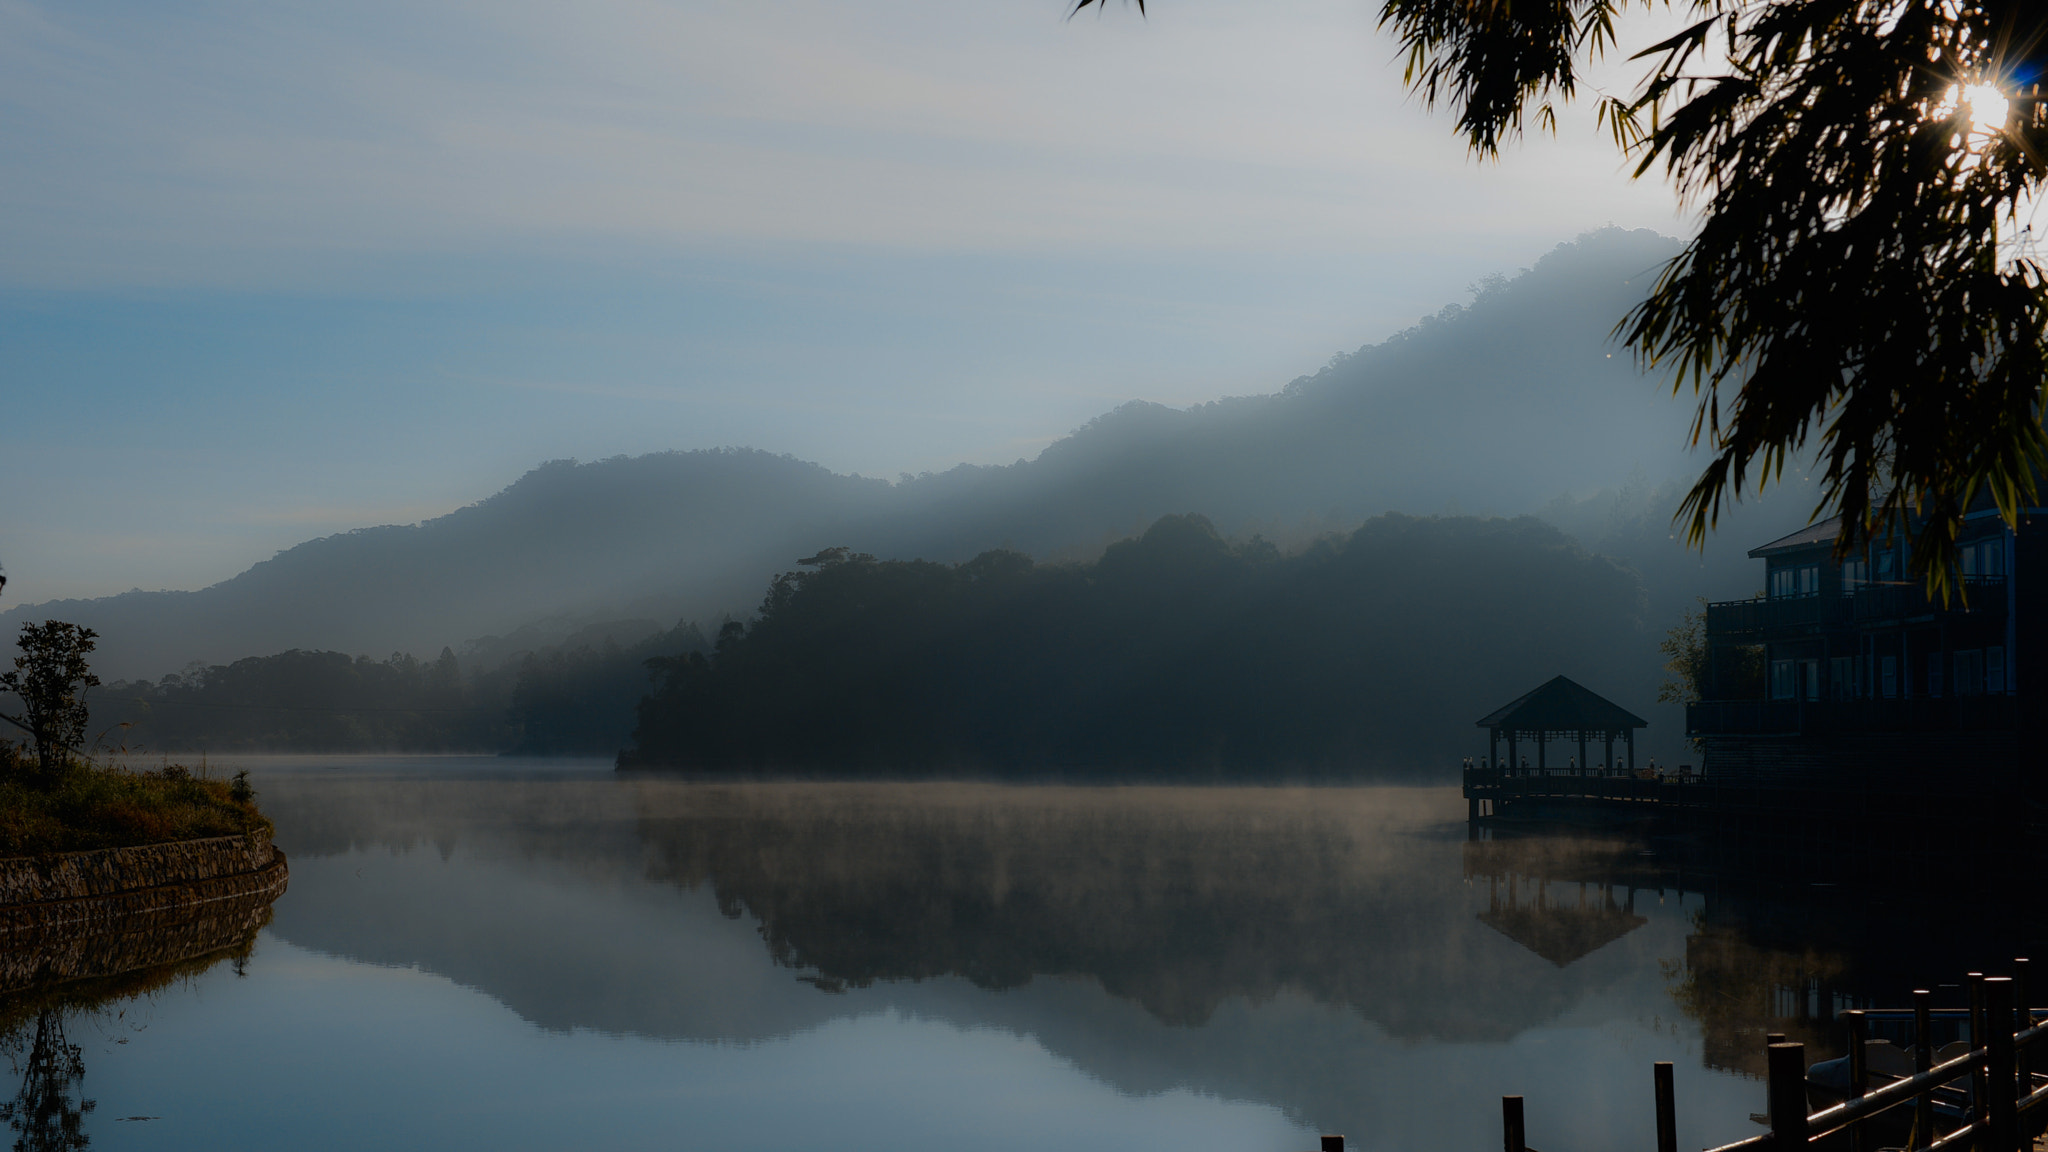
1855, 575, 2008, 622
1706, 594, 1852, 635
1704, 576, 2007, 638
1688, 695, 2020, 736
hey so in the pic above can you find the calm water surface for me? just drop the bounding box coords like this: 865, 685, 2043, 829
6, 756, 2019, 1151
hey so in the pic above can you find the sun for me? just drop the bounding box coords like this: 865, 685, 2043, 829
1940, 82, 2010, 137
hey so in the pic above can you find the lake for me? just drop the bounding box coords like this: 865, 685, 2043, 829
2, 756, 2032, 1152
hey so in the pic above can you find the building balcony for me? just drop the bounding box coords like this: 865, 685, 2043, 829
1686, 695, 2019, 736
1851, 575, 2007, 622
1704, 594, 1851, 636
1703, 576, 2006, 640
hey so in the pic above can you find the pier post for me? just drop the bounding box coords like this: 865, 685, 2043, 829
1987, 978, 2018, 1152
1320, 1137, 1344, 1152
1653, 1061, 1677, 1152
1766, 1042, 1809, 1150
2015, 958, 2032, 1087
1972, 973, 1990, 1134
1913, 989, 1933, 1150
1501, 1096, 1526, 1152
1845, 1009, 1869, 1152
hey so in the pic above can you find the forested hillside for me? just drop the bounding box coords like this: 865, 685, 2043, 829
623, 513, 1648, 776
2, 228, 1806, 689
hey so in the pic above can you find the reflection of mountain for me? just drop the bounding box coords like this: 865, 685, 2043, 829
260, 773, 1675, 1043
258, 770, 1712, 1146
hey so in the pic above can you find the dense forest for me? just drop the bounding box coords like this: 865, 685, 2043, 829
622, 513, 1648, 776
93, 621, 709, 755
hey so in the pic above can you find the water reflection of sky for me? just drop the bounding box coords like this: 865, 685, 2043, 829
51, 757, 1780, 1151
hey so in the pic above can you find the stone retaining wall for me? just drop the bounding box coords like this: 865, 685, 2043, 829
0, 875, 283, 994
0, 829, 275, 906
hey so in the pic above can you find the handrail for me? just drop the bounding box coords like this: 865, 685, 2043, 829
1802, 1046, 1982, 1139
1510, 965, 2046, 1152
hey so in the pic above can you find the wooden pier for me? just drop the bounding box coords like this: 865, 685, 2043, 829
1498, 962, 2048, 1152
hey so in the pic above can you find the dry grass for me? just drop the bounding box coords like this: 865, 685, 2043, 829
0, 748, 268, 857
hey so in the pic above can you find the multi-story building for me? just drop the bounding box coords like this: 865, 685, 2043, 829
1687, 505, 2041, 806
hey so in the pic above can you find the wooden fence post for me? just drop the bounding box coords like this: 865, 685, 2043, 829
1767, 1042, 1809, 1150
1913, 989, 1934, 1151
1502, 1096, 1525, 1152
1986, 978, 2018, 1152
1653, 1061, 1677, 1152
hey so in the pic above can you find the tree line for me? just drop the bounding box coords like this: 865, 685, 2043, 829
623, 512, 1650, 777
89, 622, 708, 755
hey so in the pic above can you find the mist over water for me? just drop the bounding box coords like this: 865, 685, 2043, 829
15, 755, 1983, 1152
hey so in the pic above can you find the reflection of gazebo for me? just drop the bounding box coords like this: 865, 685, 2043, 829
1478, 876, 1647, 967
1476, 675, 1648, 776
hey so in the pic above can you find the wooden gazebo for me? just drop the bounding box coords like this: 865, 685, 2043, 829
1475, 675, 1647, 778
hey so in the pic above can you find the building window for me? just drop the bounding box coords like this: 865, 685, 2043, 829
1801, 660, 1819, 701
1829, 656, 1854, 700
1842, 559, 1868, 590
1987, 646, 2006, 693
1881, 655, 1898, 698
1770, 564, 1821, 598
1876, 550, 1898, 582
1926, 652, 1943, 697
1955, 650, 1984, 696
1771, 659, 1797, 700
1962, 540, 2008, 578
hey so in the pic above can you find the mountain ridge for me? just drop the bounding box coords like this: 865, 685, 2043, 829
2, 227, 1808, 689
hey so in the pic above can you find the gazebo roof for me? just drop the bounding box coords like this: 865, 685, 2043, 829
1475, 675, 1647, 733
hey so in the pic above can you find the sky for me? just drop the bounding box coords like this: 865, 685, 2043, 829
1, 0, 1688, 604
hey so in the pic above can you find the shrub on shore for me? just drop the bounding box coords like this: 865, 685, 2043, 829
0, 743, 268, 857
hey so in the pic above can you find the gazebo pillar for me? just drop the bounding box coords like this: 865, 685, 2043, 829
1625, 727, 1636, 772
1577, 730, 1587, 776
1536, 732, 1546, 775
1489, 729, 1499, 771
1604, 731, 1615, 775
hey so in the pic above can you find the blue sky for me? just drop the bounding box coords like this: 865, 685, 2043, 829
1, 0, 1685, 603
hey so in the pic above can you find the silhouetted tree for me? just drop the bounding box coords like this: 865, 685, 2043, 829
0, 623, 100, 784
0, 1010, 93, 1152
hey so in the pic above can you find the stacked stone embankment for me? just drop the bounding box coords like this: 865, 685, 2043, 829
0, 831, 289, 992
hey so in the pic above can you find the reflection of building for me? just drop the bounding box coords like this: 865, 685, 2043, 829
1462, 836, 1652, 967
1477, 875, 1645, 968
1688, 513, 2032, 801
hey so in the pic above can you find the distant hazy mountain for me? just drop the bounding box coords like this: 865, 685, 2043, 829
2, 228, 1811, 685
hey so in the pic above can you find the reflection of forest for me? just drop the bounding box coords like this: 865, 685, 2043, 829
254, 768, 2047, 1121
635, 783, 1666, 1039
